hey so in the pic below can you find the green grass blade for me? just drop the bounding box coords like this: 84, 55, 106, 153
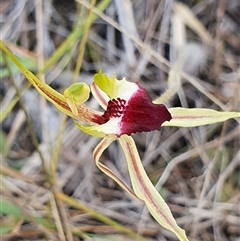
39, 0, 112, 74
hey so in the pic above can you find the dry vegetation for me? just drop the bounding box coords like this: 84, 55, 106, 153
1, 0, 240, 240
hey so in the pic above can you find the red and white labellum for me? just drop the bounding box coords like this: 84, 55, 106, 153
101, 85, 172, 136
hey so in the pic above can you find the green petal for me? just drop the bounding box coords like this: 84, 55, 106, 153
94, 71, 139, 100
63, 83, 90, 104
75, 117, 125, 138
75, 122, 106, 138
162, 108, 240, 127
118, 135, 189, 241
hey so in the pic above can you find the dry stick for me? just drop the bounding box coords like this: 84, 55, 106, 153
54, 189, 75, 241
78, 0, 226, 110
36, 2, 75, 239
170, 4, 189, 107
58, 2, 95, 238
55, 191, 146, 240
1, 182, 55, 239
133, 0, 167, 81
35, 2, 70, 240
212, 121, 230, 239
190, 121, 229, 238
114, 0, 136, 67
50, 115, 74, 240
213, 150, 240, 236
173, 2, 212, 44
11, 217, 25, 234
214, 0, 225, 87
0, 165, 35, 184
73, 0, 96, 83
211, 134, 240, 199
205, 71, 240, 237
36, 0, 50, 148
2, 52, 48, 181
158, 0, 174, 83
4, 110, 25, 158
51, 115, 67, 177
3, 53, 58, 238
156, 127, 240, 189
77, 0, 169, 64
34, 0, 51, 177
49, 192, 66, 241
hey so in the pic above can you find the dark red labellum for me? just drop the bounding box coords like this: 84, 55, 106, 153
102, 87, 172, 136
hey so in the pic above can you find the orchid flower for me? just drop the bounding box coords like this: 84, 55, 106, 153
1, 41, 240, 241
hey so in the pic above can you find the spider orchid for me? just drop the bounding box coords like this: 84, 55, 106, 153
1, 41, 240, 241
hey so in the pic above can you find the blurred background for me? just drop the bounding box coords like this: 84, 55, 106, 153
1, 0, 240, 240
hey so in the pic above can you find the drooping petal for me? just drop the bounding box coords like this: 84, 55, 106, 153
0, 41, 104, 124
93, 137, 138, 199
93, 71, 172, 136
162, 108, 240, 127
118, 135, 189, 241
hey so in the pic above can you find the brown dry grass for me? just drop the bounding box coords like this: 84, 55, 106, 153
1, 0, 240, 240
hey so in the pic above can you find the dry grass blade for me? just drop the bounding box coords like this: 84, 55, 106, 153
173, 2, 212, 44
114, 0, 137, 66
